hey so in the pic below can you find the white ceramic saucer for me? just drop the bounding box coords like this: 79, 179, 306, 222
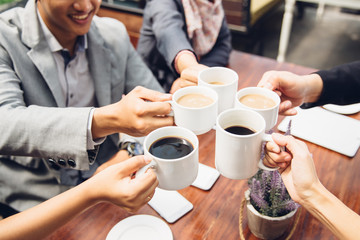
323, 103, 360, 115
106, 214, 173, 240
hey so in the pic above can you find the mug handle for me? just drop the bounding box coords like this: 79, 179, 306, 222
166, 100, 174, 117
135, 160, 157, 177
258, 134, 279, 171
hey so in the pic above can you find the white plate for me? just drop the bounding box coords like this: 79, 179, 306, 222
106, 214, 173, 240
323, 103, 360, 115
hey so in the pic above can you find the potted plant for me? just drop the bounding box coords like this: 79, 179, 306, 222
239, 169, 301, 240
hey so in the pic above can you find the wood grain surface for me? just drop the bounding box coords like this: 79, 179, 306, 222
45, 51, 360, 240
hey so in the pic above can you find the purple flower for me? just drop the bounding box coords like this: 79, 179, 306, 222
248, 169, 299, 217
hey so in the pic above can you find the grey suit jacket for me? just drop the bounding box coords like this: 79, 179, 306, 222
0, 0, 163, 211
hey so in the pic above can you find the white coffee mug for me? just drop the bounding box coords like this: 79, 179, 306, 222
235, 87, 280, 131
171, 86, 218, 135
139, 126, 199, 190
198, 67, 238, 114
215, 108, 274, 180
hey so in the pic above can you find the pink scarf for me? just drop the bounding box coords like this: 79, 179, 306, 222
182, 0, 224, 56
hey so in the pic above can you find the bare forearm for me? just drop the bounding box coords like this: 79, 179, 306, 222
302, 183, 359, 240
90, 87, 173, 139
91, 104, 119, 139
175, 50, 198, 74
303, 74, 323, 103
0, 183, 97, 240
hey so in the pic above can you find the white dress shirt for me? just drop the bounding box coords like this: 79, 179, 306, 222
37, 12, 103, 150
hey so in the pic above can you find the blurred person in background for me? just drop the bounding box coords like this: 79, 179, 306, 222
137, 0, 232, 93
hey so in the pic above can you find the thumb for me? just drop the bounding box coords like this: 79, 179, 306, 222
257, 71, 276, 90
270, 133, 288, 146
136, 87, 172, 102
271, 133, 299, 156
116, 155, 152, 176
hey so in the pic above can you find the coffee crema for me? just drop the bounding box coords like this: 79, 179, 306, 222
239, 94, 276, 109
208, 81, 225, 85
224, 125, 255, 135
177, 93, 213, 108
149, 137, 194, 159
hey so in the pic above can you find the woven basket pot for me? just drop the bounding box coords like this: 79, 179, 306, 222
244, 190, 298, 240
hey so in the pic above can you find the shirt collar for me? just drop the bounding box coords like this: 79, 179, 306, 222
37, 9, 88, 53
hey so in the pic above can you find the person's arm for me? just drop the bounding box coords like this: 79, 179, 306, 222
91, 86, 173, 139
0, 156, 158, 240
90, 18, 174, 139
146, 0, 193, 71
175, 50, 200, 75
305, 61, 360, 107
257, 71, 323, 115
170, 23, 231, 93
171, 5, 232, 92
268, 133, 360, 239
302, 181, 360, 240
144, 0, 204, 93
0, 50, 92, 162
93, 148, 130, 175
258, 61, 360, 115
169, 50, 208, 93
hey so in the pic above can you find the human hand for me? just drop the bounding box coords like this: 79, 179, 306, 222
180, 63, 208, 84
269, 133, 320, 205
263, 135, 292, 169
87, 155, 158, 213
93, 150, 130, 175
257, 71, 322, 116
92, 86, 174, 138
169, 64, 208, 93
169, 78, 194, 94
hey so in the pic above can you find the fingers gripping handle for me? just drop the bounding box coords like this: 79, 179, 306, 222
136, 161, 157, 177
258, 134, 279, 171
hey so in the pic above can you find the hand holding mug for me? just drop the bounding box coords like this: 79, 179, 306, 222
235, 87, 280, 131
92, 86, 173, 138
215, 109, 277, 180
198, 67, 238, 114
87, 155, 158, 213
257, 71, 323, 116
136, 126, 199, 190
263, 133, 293, 169
170, 86, 218, 135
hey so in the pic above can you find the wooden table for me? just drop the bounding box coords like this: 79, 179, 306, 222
45, 51, 360, 240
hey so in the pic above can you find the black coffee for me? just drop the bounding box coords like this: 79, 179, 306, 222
225, 125, 255, 135
149, 137, 194, 159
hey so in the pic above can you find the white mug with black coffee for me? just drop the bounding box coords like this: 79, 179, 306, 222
171, 86, 218, 135
235, 87, 280, 131
138, 126, 199, 190
215, 108, 274, 180
198, 67, 238, 114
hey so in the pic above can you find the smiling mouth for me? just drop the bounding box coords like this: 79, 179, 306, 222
72, 14, 88, 20
70, 10, 93, 21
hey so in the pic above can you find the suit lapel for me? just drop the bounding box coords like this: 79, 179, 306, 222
87, 25, 112, 107
20, 1, 112, 108
87, 24, 119, 146
27, 44, 67, 107
21, 0, 66, 107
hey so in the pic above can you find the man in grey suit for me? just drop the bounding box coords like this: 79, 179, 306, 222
0, 0, 173, 214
